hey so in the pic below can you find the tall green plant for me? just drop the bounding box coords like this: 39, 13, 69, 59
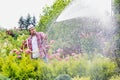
37, 0, 71, 32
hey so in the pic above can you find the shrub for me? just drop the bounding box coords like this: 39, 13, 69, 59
1, 54, 53, 80
72, 76, 90, 80
54, 74, 72, 80
88, 55, 116, 80
109, 75, 120, 80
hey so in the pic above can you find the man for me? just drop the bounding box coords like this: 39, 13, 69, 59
22, 24, 48, 61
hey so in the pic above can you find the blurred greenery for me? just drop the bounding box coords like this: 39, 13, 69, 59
0, 0, 120, 80
114, 0, 120, 72
37, 0, 71, 32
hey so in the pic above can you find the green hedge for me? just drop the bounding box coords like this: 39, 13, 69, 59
0, 53, 117, 80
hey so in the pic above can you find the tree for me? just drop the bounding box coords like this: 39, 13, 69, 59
31, 16, 36, 26
25, 14, 32, 30
18, 14, 36, 30
18, 16, 25, 30
37, 0, 71, 32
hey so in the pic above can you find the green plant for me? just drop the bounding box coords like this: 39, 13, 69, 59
37, 0, 71, 32
88, 55, 116, 80
72, 76, 90, 80
109, 75, 120, 80
54, 74, 72, 80
1, 54, 53, 80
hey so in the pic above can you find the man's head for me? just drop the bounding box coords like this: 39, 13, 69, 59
28, 24, 36, 36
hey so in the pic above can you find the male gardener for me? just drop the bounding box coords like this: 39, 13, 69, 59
22, 24, 48, 62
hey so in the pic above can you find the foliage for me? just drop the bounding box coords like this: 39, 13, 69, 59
54, 74, 72, 80
18, 16, 24, 29
109, 75, 120, 80
0, 30, 118, 79
37, 0, 71, 32
48, 54, 116, 80
1, 54, 52, 80
47, 18, 109, 54
114, 0, 120, 71
0, 0, 119, 79
72, 76, 90, 80
18, 14, 36, 30
114, 0, 120, 6
0, 31, 28, 57
0, 35, 117, 80
88, 55, 116, 80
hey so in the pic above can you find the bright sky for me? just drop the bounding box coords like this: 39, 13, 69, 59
0, 0, 55, 29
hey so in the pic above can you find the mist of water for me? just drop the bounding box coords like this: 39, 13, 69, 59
56, 0, 112, 22
47, 0, 116, 56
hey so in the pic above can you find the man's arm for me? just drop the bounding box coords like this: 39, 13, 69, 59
39, 32, 47, 40
21, 40, 27, 50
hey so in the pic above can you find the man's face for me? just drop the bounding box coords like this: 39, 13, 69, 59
29, 27, 36, 35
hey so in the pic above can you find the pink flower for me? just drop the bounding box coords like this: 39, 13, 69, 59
64, 56, 69, 61
17, 55, 22, 58
73, 54, 79, 60
74, 54, 78, 58
48, 55, 53, 59
50, 40, 55, 44
54, 53, 59, 58
71, 53, 76, 56
56, 48, 63, 53
15, 51, 20, 55
45, 45, 51, 49
56, 52, 61, 56
12, 49, 18, 52
25, 49, 32, 54
57, 57, 62, 61
19, 49, 23, 53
